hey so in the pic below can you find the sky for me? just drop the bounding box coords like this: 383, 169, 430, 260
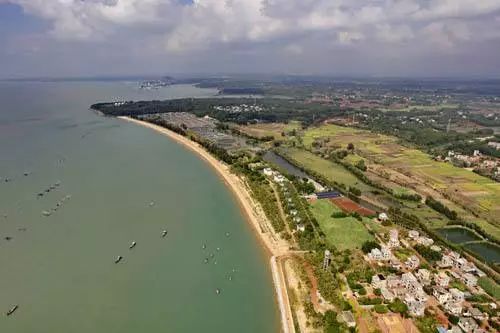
1, 0, 500, 79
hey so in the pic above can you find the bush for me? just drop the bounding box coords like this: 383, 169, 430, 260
388, 299, 408, 314
374, 304, 388, 314
361, 241, 380, 254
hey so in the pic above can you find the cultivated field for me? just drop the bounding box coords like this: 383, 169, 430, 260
310, 199, 374, 250
301, 124, 500, 238
278, 147, 375, 193
236, 121, 300, 139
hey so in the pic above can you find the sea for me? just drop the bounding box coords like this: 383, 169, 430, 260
0, 81, 279, 332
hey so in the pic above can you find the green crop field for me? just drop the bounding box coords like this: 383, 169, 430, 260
280, 147, 375, 193
310, 199, 374, 250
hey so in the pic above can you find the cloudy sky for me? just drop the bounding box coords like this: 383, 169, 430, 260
1, 0, 500, 78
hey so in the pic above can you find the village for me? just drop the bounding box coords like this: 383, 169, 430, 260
259, 165, 499, 333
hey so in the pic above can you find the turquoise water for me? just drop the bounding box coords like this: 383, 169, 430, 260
0, 82, 279, 332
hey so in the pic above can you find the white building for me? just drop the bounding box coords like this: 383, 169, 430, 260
445, 301, 463, 315
435, 272, 450, 287
433, 287, 451, 305
378, 212, 388, 222
388, 229, 400, 248
405, 255, 420, 270
371, 274, 386, 289
415, 269, 431, 285
458, 317, 478, 332
417, 236, 434, 247
408, 230, 419, 240
450, 288, 465, 303
463, 273, 478, 287
404, 295, 425, 317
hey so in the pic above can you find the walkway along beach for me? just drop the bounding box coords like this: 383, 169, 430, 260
118, 117, 295, 333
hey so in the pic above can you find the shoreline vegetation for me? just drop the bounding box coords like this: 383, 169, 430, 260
118, 116, 295, 333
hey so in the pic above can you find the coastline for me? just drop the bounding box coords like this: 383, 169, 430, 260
118, 116, 295, 333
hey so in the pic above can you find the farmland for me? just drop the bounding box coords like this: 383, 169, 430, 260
276, 147, 375, 193
301, 124, 500, 239
236, 121, 301, 139
310, 199, 375, 250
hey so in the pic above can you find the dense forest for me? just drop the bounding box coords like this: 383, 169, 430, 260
91, 97, 343, 125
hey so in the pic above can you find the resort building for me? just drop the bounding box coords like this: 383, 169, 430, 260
433, 287, 451, 305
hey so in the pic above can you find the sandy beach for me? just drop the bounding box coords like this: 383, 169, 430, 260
118, 116, 295, 333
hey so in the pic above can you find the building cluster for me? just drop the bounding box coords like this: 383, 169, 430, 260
443, 150, 500, 180
262, 168, 305, 232
213, 104, 264, 114
366, 228, 496, 331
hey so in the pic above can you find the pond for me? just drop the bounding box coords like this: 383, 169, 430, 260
436, 227, 482, 243
465, 242, 500, 264
263, 151, 310, 179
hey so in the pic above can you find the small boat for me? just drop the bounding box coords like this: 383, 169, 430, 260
204, 258, 209, 264
6, 305, 18, 316
37, 192, 44, 198
225, 232, 230, 237
5, 236, 12, 241
129, 241, 137, 249
149, 201, 155, 207
215, 289, 220, 295
42, 210, 51, 217
24, 172, 30, 176
162, 230, 168, 237
114, 256, 123, 264
216, 247, 220, 251
228, 276, 232, 281
202, 244, 206, 250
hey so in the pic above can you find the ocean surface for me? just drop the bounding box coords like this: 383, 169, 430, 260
0, 82, 279, 332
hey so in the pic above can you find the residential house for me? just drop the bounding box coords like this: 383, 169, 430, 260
417, 236, 434, 246
296, 224, 305, 232
458, 317, 478, 332
388, 229, 400, 248
404, 295, 425, 317
338, 311, 356, 328
444, 301, 463, 315
435, 272, 450, 287
433, 287, 451, 305
381, 246, 392, 260
405, 255, 420, 270
408, 230, 419, 240
463, 273, 478, 287
469, 308, 488, 321
450, 288, 465, 303
378, 212, 388, 222
371, 274, 386, 289
380, 287, 395, 302
386, 275, 401, 289
415, 269, 431, 285
439, 254, 453, 268
368, 248, 383, 261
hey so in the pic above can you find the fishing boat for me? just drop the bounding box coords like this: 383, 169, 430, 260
6, 305, 18, 316
114, 256, 123, 264
202, 244, 206, 249
215, 289, 220, 295
129, 241, 137, 249
162, 230, 168, 237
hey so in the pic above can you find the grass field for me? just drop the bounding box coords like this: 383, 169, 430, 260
279, 147, 375, 193
236, 121, 300, 139
301, 124, 500, 237
478, 277, 500, 300
310, 199, 374, 250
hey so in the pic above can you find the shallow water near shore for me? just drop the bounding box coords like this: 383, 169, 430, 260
0, 82, 279, 332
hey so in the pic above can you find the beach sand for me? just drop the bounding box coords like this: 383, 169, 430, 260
118, 116, 295, 333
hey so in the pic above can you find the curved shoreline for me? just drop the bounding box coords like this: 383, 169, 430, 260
118, 116, 294, 333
